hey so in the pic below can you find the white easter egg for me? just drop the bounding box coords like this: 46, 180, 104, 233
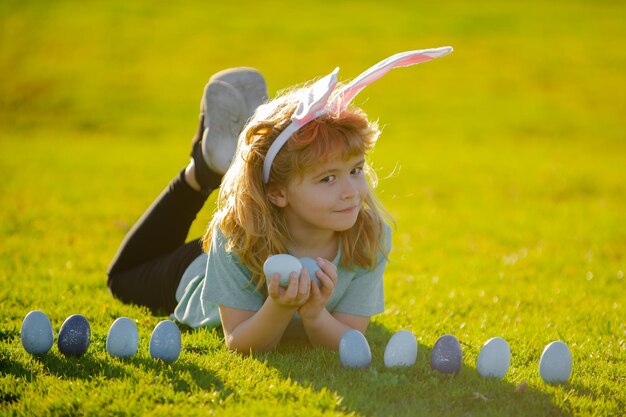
476, 337, 510, 379
339, 329, 371, 368
384, 330, 417, 368
299, 257, 321, 286
20, 310, 54, 355
150, 320, 181, 363
539, 341, 572, 384
263, 254, 302, 287
106, 317, 139, 359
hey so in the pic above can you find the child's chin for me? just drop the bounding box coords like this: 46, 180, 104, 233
335, 219, 359, 232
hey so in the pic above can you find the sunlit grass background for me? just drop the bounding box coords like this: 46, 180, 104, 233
1, 1, 624, 416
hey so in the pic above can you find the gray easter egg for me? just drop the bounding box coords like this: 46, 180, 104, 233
21, 310, 54, 355
430, 334, 462, 374
263, 254, 302, 287
58, 314, 91, 357
299, 257, 321, 286
476, 337, 510, 379
106, 317, 139, 359
539, 341, 572, 384
150, 320, 181, 363
384, 330, 417, 368
339, 329, 371, 368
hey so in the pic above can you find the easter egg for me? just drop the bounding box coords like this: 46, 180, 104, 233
539, 341, 572, 384
384, 330, 417, 368
20, 310, 54, 355
299, 257, 321, 286
58, 314, 91, 357
106, 317, 139, 359
339, 329, 371, 368
476, 337, 510, 379
263, 254, 302, 287
430, 334, 462, 374
150, 320, 181, 363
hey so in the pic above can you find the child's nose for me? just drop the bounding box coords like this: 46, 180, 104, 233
340, 178, 359, 199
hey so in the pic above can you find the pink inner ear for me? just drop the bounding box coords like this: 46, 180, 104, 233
336, 54, 435, 111
328, 47, 457, 114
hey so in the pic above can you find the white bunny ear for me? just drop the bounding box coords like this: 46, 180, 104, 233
262, 46, 454, 183
328, 46, 453, 113
292, 68, 339, 125
263, 68, 340, 183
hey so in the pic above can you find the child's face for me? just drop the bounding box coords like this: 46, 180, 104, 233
277, 153, 368, 236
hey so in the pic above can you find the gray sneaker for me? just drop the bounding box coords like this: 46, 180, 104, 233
209, 67, 268, 120
201, 68, 268, 175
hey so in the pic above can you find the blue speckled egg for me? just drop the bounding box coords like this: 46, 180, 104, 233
263, 254, 302, 287
106, 317, 139, 359
476, 337, 510, 379
430, 334, 462, 374
21, 310, 54, 355
339, 329, 371, 368
539, 341, 572, 384
384, 330, 417, 368
150, 320, 181, 363
299, 257, 321, 287
58, 314, 91, 357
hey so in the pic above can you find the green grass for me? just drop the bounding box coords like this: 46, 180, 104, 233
1, 0, 625, 416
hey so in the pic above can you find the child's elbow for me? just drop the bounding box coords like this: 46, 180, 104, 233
224, 335, 278, 354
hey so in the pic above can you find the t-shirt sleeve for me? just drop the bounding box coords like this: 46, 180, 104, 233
333, 223, 392, 317
200, 228, 264, 312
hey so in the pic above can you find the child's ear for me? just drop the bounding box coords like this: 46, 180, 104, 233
267, 184, 288, 207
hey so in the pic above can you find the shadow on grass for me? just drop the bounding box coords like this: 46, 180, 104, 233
263, 323, 572, 417
33, 352, 131, 380
29, 351, 225, 394
133, 356, 227, 395
0, 341, 224, 393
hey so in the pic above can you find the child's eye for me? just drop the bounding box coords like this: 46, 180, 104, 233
320, 175, 336, 183
351, 167, 364, 175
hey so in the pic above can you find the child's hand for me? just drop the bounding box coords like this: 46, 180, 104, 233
298, 258, 337, 321
267, 269, 311, 310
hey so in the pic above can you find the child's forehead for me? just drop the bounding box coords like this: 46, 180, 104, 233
306, 152, 365, 174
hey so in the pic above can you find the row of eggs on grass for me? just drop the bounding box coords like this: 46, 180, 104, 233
20, 310, 182, 362
22, 310, 572, 383
340, 329, 573, 384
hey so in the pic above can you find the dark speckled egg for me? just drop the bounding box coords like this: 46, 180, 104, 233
57, 314, 91, 357
430, 334, 462, 374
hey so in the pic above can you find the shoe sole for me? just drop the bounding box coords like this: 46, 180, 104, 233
209, 67, 268, 119
201, 80, 247, 175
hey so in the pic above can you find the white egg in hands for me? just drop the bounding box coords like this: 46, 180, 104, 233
339, 329, 371, 368
106, 317, 139, 359
150, 320, 181, 363
21, 310, 54, 355
384, 330, 417, 368
476, 337, 510, 379
539, 341, 572, 384
263, 254, 302, 287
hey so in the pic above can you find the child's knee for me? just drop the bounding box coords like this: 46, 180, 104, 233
106, 271, 126, 300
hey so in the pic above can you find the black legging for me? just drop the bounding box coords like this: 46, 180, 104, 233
107, 169, 213, 314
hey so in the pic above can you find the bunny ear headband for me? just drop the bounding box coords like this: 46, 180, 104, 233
262, 46, 453, 184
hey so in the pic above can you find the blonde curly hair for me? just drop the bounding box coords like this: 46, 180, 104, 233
203, 83, 392, 289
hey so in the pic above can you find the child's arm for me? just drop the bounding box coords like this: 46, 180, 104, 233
299, 258, 370, 350
302, 309, 370, 350
219, 273, 310, 353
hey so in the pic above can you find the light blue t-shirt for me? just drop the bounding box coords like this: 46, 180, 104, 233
173, 223, 392, 335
